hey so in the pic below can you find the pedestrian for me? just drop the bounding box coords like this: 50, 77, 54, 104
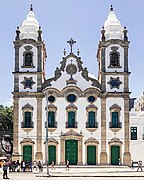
38, 160, 42, 172
2, 161, 10, 179
118, 158, 121, 166
51, 161, 55, 170
33, 161, 37, 171
66, 159, 69, 170
137, 160, 142, 171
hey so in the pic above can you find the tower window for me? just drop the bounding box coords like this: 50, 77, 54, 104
110, 52, 119, 67
25, 52, 33, 66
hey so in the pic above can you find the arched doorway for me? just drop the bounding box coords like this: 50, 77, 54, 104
65, 139, 78, 165
23, 145, 32, 162
87, 145, 96, 165
48, 145, 56, 165
111, 145, 120, 165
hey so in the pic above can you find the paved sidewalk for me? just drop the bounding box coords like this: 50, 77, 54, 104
35, 166, 144, 177
1, 166, 144, 179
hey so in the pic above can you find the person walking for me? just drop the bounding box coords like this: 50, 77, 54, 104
3, 161, 9, 179
137, 160, 143, 171
66, 160, 69, 171
51, 161, 55, 170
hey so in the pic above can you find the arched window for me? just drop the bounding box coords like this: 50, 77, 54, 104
65, 104, 77, 128
24, 52, 33, 66
110, 52, 119, 67
21, 104, 34, 129
109, 104, 121, 129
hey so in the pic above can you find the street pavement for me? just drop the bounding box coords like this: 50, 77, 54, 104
1, 166, 144, 180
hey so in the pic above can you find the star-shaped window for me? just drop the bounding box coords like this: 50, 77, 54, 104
108, 77, 122, 89
21, 77, 35, 89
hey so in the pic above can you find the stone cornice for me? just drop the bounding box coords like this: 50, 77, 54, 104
12, 92, 43, 98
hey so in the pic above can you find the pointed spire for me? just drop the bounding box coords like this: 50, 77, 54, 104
110, 5, 113, 11
30, 4, 33, 11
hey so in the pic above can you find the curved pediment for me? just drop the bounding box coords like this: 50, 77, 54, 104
108, 137, 123, 144
61, 129, 82, 137
20, 138, 35, 144
84, 137, 99, 144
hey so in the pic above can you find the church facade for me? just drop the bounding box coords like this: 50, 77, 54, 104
13, 5, 131, 166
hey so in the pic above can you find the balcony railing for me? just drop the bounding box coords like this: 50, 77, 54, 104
45, 122, 57, 128
86, 122, 98, 128
109, 122, 122, 128
65, 122, 78, 128
21, 121, 34, 128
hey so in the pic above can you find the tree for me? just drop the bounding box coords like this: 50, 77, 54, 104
0, 105, 13, 155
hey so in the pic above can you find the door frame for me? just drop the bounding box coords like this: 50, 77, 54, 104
109, 142, 122, 165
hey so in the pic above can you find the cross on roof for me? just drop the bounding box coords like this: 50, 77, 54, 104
67, 38, 76, 53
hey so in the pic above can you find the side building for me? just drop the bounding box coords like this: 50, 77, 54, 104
12, 5, 131, 166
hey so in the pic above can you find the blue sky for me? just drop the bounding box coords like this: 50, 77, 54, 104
0, 0, 144, 106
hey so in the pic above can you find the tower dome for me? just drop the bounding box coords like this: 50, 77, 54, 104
104, 5, 124, 40
19, 5, 39, 41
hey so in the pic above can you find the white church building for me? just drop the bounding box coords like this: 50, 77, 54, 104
13, 5, 134, 166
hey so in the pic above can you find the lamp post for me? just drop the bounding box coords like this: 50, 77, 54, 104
45, 92, 49, 176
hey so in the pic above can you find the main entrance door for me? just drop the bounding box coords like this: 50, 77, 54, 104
48, 145, 56, 165
23, 145, 32, 162
111, 145, 120, 165
87, 145, 96, 165
65, 140, 78, 165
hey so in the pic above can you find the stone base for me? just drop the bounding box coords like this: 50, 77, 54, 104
60, 162, 65, 165
100, 152, 107, 165
35, 152, 43, 161
123, 152, 131, 166
12, 152, 20, 161
77, 162, 83, 165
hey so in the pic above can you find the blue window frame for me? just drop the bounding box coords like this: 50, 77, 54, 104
24, 112, 32, 128
48, 111, 55, 128
68, 111, 75, 127
112, 112, 119, 128
88, 112, 95, 127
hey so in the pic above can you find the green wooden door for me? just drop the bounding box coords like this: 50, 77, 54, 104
48, 145, 56, 165
23, 145, 32, 162
65, 140, 78, 165
111, 145, 120, 165
87, 145, 96, 165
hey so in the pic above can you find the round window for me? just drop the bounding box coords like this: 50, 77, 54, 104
67, 94, 76, 103
88, 95, 96, 103
48, 95, 55, 103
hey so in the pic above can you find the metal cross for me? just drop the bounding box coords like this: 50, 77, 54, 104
67, 38, 76, 53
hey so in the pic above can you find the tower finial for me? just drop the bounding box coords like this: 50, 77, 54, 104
30, 4, 33, 11
110, 5, 113, 11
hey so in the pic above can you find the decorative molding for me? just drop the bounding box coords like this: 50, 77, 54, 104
108, 137, 123, 145
20, 138, 35, 144
61, 129, 82, 137
84, 137, 99, 145
107, 77, 122, 89
22, 103, 34, 110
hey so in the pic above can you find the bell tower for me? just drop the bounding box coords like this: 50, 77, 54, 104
97, 5, 131, 165
13, 5, 46, 161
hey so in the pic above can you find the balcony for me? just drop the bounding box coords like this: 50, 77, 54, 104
45, 122, 57, 128
109, 122, 122, 132
65, 122, 78, 128
86, 122, 98, 128
21, 121, 34, 128
86, 122, 98, 132
109, 122, 122, 128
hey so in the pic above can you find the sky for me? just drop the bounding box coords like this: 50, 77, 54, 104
0, 0, 144, 106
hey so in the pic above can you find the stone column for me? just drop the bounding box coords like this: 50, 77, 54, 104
123, 96, 131, 166
60, 138, 65, 165
78, 138, 83, 165
36, 97, 43, 161
100, 95, 107, 164
13, 97, 19, 161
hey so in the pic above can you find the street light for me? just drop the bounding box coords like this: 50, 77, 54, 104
45, 92, 49, 176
